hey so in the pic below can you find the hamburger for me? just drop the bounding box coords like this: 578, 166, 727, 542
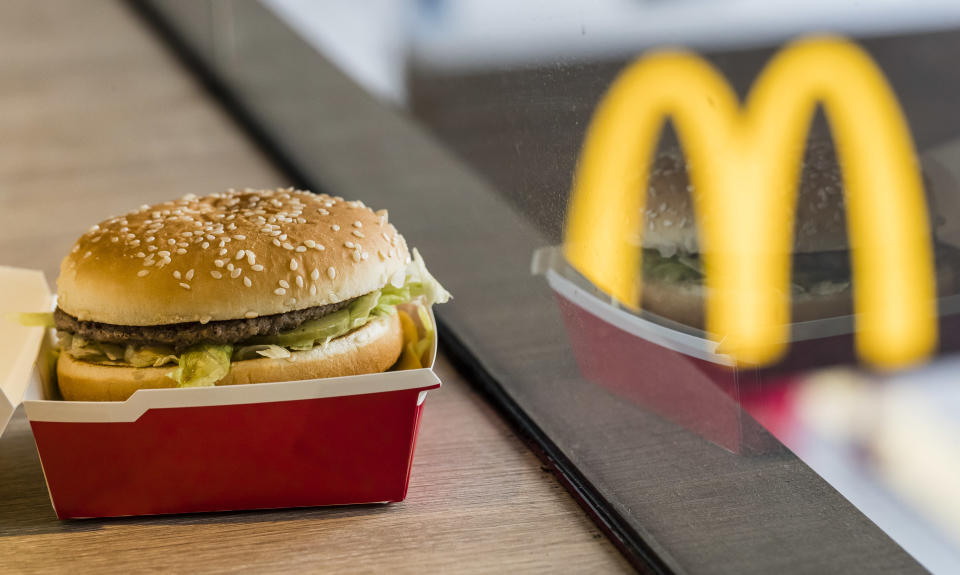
47, 188, 450, 401
639, 142, 957, 329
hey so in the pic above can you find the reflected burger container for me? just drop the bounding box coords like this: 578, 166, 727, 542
537, 147, 960, 454
534, 246, 960, 454
0, 189, 448, 519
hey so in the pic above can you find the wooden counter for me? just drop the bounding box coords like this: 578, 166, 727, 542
0, 1, 630, 572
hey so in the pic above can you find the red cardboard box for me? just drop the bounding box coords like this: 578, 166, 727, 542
0, 266, 441, 519
533, 247, 960, 454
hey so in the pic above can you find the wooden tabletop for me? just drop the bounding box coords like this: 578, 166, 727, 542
0, 1, 630, 572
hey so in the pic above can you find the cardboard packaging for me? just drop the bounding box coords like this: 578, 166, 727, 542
533, 247, 960, 454
0, 266, 441, 519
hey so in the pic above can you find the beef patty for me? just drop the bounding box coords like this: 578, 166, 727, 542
54, 297, 358, 349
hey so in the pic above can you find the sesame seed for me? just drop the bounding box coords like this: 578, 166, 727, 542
137, 270, 149, 277
344, 241, 355, 249
272, 238, 282, 247
219, 248, 228, 256
352, 230, 365, 238
110, 237, 119, 243
176, 248, 187, 254
227, 262, 234, 271
327, 267, 336, 279
282, 243, 294, 250
235, 250, 244, 260
289, 259, 298, 271
352, 251, 362, 263
243, 276, 252, 287
233, 235, 246, 240
200, 316, 212, 324
210, 270, 223, 279
202, 242, 210, 249
245, 311, 258, 319
251, 264, 264, 272
247, 252, 256, 265
231, 268, 242, 279
173, 271, 182, 279
317, 208, 329, 215
136, 252, 146, 258
361, 251, 369, 261
274, 288, 287, 296
279, 279, 290, 289
158, 250, 170, 257
214, 259, 225, 268
353, 221, 363, 228
314, 244, 325, 251
331, 224, 340, 232
309, 285, 317, 296
382, 232, 390, 242
296, 275, 304, 288
186, 269, 195, 281
311, 268, 320, 281
279, 234, 287, 241
179, 283, 191, 290
295, 246, 307, 253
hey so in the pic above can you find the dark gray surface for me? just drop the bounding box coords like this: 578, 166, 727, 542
142, 1, 925, 573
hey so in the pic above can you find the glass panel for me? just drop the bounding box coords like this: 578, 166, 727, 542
144, 1, 960, 572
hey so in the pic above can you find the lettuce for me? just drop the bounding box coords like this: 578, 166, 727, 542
348, 290, 381, 328
124, 344, 178, 368
408, 248, 452, 306
167, 344, 233, 387
11, 312, 55, 328
253, 308, 351, 348
234, 344, 291, 360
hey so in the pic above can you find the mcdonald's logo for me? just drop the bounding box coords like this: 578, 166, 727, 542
563, 36, 937, 368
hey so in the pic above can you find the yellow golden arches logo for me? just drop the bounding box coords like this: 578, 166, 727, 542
563, 36, 936, 369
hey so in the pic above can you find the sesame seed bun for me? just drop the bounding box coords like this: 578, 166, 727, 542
57, 189, 410, 325
57, 312, 403, 401
644, 142, 847, 256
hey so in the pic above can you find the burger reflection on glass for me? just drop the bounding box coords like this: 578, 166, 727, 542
638, 142, 958, 330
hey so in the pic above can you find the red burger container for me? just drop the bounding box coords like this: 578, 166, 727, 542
0, 266, 441, 519
532, 247, 960, 453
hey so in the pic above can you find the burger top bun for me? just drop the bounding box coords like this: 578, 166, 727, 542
642, 141, 849, 256
57, 189, 410, 326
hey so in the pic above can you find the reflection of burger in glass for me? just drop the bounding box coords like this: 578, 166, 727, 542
639, 143, 956, 329
50, 188, 449, 401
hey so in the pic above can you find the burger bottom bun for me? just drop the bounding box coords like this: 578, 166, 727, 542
57, 313, 404, 402
641, 266, 957, 331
